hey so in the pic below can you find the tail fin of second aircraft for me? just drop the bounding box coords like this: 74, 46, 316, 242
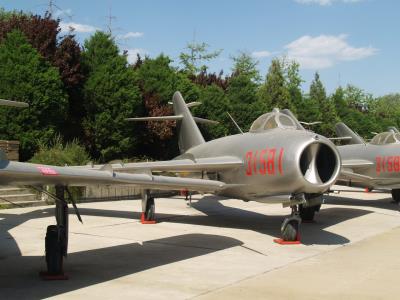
126, 91, 217, 153
335, 122, 365, 145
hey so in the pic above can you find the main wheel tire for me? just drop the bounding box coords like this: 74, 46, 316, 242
281, 220, 299, 241
299, 204, 316, 222
144, 197, 155, 221
45, 225, 63, 275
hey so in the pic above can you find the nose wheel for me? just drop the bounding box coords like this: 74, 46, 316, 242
275, 205, 301, 244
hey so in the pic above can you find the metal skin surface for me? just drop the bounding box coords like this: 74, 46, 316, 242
182, 130, 338, 202
335, 123, 400, 190
0, 160, 226, 192
123, 92, 342, 204
339, 143, 400, 189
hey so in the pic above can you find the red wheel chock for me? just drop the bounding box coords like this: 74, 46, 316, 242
39, 271, 69, 280
140, 212, 156, 224
273, 234, 301, 245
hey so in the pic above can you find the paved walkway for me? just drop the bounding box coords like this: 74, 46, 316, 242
0, 187, 399, 299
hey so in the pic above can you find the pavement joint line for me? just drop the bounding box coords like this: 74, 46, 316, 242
239, 245, 268, 256
189, 225, 400, 300
88, 221, 137, 228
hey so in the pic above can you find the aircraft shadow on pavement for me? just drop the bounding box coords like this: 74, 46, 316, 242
0, 233, 242, 299
75, 195, 373, 246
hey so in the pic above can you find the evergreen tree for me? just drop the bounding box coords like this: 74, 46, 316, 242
179, 41, 222, 75
193, 85, 232, 139
258, 58, 291, 111
285, 60, 303, 114
0, 30, 67, 160
308, 72, 337, 136
54, 34, 85, 141
81, 31, 141, 161
231, 51, 261, 82
134, 54, 200, 159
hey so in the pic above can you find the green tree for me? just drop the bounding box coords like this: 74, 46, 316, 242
231, 51, 261, 82
285, 60, 303, 113
258, 58, 291, 111
308, 72, 337, 136
134, 54, 200, 159
0, 30, 67, 160
81, 31, 141, 161
179, 41, 222, 74
193, 84, 232, 139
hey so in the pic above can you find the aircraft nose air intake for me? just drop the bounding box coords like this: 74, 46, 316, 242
299, 141, 340, 188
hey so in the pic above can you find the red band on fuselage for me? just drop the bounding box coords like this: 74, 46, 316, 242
37, 166, 58, 176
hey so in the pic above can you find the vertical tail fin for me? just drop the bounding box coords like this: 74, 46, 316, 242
172, 91, 205, 153
335, 122, 365, 144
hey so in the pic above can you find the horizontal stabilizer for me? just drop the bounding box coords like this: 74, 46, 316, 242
126, 115, 218, 125
125, 115, 183, 122
329, 136, 352, 141
193, 117, 219, 125
168, 101, 201, 108
0, 99, 29, 108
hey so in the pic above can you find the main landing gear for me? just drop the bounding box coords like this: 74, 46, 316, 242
391, 189, 400, 203
141, 190, 156, 224
42, 185, 69, 279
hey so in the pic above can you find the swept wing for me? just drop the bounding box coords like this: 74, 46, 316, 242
0, 160, 226, 192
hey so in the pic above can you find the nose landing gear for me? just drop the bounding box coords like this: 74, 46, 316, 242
275, 205, 301, 245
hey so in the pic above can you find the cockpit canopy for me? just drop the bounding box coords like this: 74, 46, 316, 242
249, 109, 298, 133
370, 132, 400, 145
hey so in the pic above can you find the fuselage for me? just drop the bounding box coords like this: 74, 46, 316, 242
180, 128, 341, 201
338, 143, 400, 189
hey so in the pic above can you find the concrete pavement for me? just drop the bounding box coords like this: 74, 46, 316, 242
0, 186, 399, 299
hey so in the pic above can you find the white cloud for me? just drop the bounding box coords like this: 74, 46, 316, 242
284, 34, 377, 69
251, 50, 271, 58
59, 22, 99, 33
125, 48, 147, 64
295, 0, 362, 5
117, 32, 144, 39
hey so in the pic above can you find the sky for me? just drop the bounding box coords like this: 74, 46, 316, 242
1, 0, 399, 97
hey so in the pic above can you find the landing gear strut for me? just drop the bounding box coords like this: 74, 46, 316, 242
43, 185, 68, 278
141, 189, 156, 223
280, 205, 301, 242
391, 189, 400, 203
299, 204, 321, 222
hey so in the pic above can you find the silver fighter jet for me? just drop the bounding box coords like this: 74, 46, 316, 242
335, 122, 400, 202
90, 92, 342, 243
